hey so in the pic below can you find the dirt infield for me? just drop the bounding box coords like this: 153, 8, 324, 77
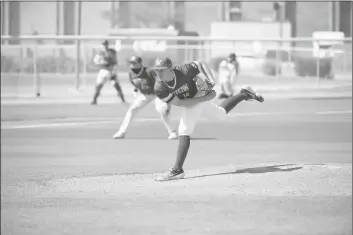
1, 99, 352, 235
1, 162, 352, 235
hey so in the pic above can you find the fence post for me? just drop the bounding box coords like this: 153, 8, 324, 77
184, 40, 188, 64
342, 51, 346, 74
206, 40, 210, 62
76, 39, 81, 90
54, 47, 59, 78
33, 43, 40, 97
82, 43, 87, 89
316, 43, 320, 88
275, 40, 281, 91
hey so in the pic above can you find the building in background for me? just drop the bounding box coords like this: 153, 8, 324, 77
218, 1, 352, 38
1, 1, 352, 41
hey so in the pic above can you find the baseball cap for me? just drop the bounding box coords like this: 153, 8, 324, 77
129, 55, 142, 64
152, 57, 173, 70
102, 40, 109, 46
228, 53, 236, 59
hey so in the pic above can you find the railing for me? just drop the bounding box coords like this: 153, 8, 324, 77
1, 35, 352, 98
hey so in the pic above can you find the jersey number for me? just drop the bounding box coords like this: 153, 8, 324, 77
182, 92, 190, 98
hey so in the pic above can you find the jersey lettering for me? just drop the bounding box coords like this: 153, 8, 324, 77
173, 84, 189, 96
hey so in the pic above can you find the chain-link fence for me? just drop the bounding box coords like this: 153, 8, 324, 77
1, 35, 352, 98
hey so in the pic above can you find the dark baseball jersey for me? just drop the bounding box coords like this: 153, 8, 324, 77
99, 48, 117, 69
154, 62, 200, 103
129, 67, 156, 95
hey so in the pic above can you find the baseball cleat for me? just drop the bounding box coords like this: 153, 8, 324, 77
112, 131, 125, 139
240, 85, 264, 103
156, 168, 185, 181
168, 132, 178, 140
91, 100, 97, 105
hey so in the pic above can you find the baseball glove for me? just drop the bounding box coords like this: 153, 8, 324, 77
193, 75, 215, 98
93, 51, 107, 66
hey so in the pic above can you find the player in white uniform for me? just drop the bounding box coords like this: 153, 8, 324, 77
217, 53, 239, 99
152, 57, 264, 181
112, 56, 178, 140
91, 40, 125, 105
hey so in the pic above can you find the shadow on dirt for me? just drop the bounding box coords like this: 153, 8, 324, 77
184, 164, 303, 180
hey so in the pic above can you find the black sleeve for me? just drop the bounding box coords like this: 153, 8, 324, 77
146, 68, 156, 83
128, 72, 135, 86
154, 80, 175, 103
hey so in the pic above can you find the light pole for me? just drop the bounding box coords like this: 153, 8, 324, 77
76, 0, 82, 90
274, 2, 285, 78
111, 1, 116, 28
349, 2, 353, 37
56, 1, 60, 35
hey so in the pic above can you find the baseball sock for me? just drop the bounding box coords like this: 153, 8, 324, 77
173, 135, 190, 171
114, 83, 125, 102
92, 84, 103, 103
219, 92, 248, 114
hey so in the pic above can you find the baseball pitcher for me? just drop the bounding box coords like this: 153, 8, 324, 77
152, 57, 264, 181
112, 56, 178, 140
91, 40, 125, 105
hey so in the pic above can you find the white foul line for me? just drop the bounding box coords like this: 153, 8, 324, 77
226, 112, 282, 117
317, 110, 352, 115
1, 117, 179, 130
1, 120, 117, 129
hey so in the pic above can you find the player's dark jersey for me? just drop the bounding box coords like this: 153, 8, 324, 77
101, 48, 117, 69
129, 67, 155, 95
154, 62, 200, 103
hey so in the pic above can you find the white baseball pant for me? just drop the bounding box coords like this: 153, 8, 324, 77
217, 61, 238, 96
178, 95, 226, 136
218, 74, 236, 96
96, 66, 118, 85
118, 93, 175, 134
178, 102, 207, 136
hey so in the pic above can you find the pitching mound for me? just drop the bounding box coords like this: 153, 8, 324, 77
42, 163, 351, 198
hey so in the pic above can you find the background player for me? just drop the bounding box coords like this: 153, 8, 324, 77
217, 53, 240, 99
112, 56, 178, 140
91, 40, 125, 105
152, 57, 264, 181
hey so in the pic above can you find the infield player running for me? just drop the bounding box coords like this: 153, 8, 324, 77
152, 57, 264, 181
91, 40, 125, 105
112, 56, 178, 140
